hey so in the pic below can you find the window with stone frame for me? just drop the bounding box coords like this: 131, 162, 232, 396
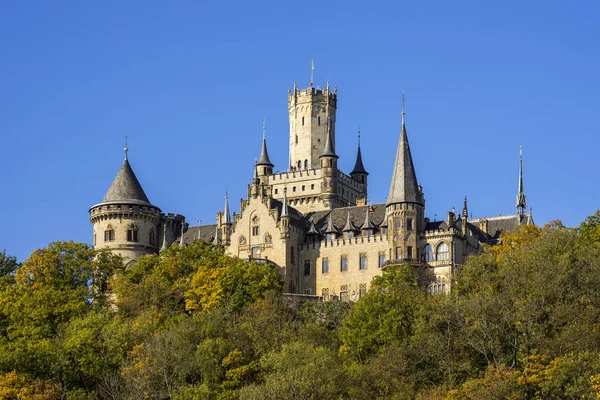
322, 257, 329, 273
340, 255, 348, 271
104, 225, 115, 242
252, 226, 260, 236
343, 231, 354, 239
303, 259, 311, 276
407, 218, 413, 230
407, 246, 413, 260
424, 244, 434, 262
340, 285, 349, 302
395, 246, 402, 260
362, 229, 372, 238
359, 253, 367, 270
149, 229, 156, 245
436, 242, 449, 261
359, 284, 367, 298
378, 252, 386, 268
126, 225, 139, 242
322, 287, 329, 301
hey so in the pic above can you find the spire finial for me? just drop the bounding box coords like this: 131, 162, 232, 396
516, 146, 527, 218
401, 91, 406, 126
124, 135, 129, 160
224, 187, 231, 224
263, 117, 266, 140
310, 58, 314, 87
358, 126, 361, 147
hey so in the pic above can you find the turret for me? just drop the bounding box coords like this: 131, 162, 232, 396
256, 119, 274, 177
461, 196, 468, 236
385, 95, 425, 263
89, 146, 162, 264
350, 129, 369, 204
222, 189, 232, 245
319, 118, 339, 209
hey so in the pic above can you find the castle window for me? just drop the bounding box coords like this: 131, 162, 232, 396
326, 233, 336, 241
322, 257, 329, 273
340, 285, 349, 302
322, 287, 329, 301
424, 244, 434, 262
395, 247, 402, 260
127, 229, 138, 242
318, 116, 321, 125
304, 260, 311, 276
302, 117, 304, 126
251, 247, 261, 257
362, 229, 372, 238
407, 246, 413, 260
378, 252, 386, 268
359, 254, 367, 270
252, 226, 260, 236
304, 159, 308, 169
293, 186, 296, 192
302, 185, 305, 191
436, 243, 449, 261
275, 189, 278, 194
297, 160, 301, 169
311, 184, 314, 190
407, 218, 413, 230
340, 255, 348, 271
149, 230, 156, 245
295, 135, 298, 144
104, 225, 115, 242
343, 231, 354, 239
359, 284, 367, 298
396, 220, 402, 229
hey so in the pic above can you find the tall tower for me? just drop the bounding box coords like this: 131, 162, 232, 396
89, 147, 161, 264
288, 69, 337, 170
386, 97, 425, 263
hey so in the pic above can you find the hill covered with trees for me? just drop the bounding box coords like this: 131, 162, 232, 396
2, 211, 600, 399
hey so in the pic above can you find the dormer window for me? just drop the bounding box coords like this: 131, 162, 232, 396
326, 233, 336, 241
343, 231, 354, 239
362, 229, 372, 238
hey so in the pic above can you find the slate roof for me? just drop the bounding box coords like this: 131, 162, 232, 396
256, 137, 274, 167
307, 203, 387, 234
320, 123, 338, 158
101, 157, 154, 207
386, 117, 422, 206
176, 224, 219, 246
350, 144, 368, 175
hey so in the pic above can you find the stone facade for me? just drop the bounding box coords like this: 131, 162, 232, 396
90, 76, 533, 298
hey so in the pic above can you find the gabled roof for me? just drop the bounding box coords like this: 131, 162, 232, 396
101, 155, 153, 207
386, 111, 422, 206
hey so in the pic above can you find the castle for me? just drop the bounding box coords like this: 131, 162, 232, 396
89, 76, 533, 300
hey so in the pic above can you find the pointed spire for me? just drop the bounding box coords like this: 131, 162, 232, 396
351, 127, 368, 175
462, 196, 468, 220
224, 188, 231, 224
281, 188, 289, 217
323, 212, 338, 234
101, 146, 153, 206
342, 211, 358, 232
307, 216, 320, 235
212, 224, 220, 245
386, 93, 422, 205
257, 117, 274, 167
179, 223, 185, 246
320, 116, 338, 159
310, 58, 314, 87
379, 212, 388, 229
161, 223, 167, 250
361, 208, 375, 230
516, 146, 527, 218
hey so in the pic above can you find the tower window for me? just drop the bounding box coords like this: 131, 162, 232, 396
149, 230, 156, 245
407, 218, 413, 230
302, 185, 305, 191
304, 260, 311, 276
297, 161, 301, 169
304, 159, 308, 169
104, 225, 115, 242
302, 117, 304, 126
407, 246, 413, 260
127, 227, 138, 242
311, 184, 314, 190
293, 186, 296, 192
295, 135, 298, 144
318, 116, 321, 125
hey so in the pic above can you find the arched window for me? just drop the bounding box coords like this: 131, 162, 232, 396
127, 224, 138, 242
297, 160, 302, 169
424, 244, 433, 262
302, 117, 305, 126
436, 242, 449, 261
104, 224, 115, 242
304, 159, 308, 169
149, 229, 156, 245
295, 135, 298, 144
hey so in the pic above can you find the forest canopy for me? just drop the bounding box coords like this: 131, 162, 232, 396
2, 211, 600, 399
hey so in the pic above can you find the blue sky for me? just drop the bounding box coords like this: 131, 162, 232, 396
1, 1, 599, 261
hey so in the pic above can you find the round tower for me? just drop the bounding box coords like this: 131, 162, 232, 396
319, 118, 339, 209
386, 104, 425, 263
89, 148, 161, 264
288, 79, 337, 171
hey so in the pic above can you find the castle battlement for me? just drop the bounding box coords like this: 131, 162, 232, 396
288, 86, 337, 106
300, 234, 388, 251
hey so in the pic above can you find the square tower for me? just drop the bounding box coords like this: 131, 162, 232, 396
288, 84, 337, 171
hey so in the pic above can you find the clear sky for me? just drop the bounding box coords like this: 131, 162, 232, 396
1, 1, 599, 262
